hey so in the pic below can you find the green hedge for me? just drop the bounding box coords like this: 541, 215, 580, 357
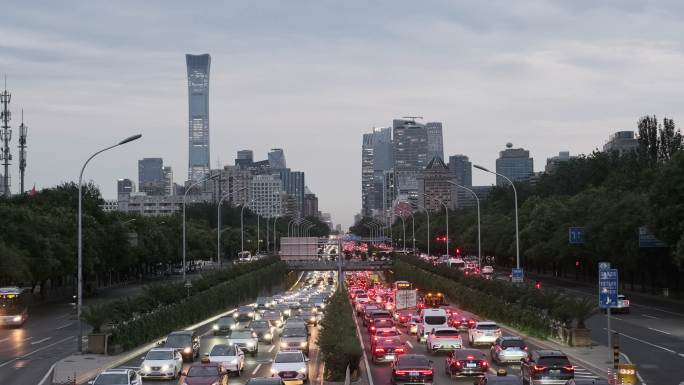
317, 286, 362, 381
393, 256, 595, 338
108, 258, 288, 350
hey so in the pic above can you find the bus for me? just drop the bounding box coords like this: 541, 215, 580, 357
0, 287, 28, 327
237, 251, 252, 263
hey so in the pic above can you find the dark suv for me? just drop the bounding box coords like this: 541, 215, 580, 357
161, 330, 200, 362
391, 354, 433, 385
521, 350, 574, 385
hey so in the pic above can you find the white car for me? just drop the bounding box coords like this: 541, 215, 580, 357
90, 369, 142, 385
468, 321, 502, 347
481, 266, 494, 274
271, 350, 309, 383
139, 348, 183, 380
229, 329, 259, 356
208, 343, 245, 375
426, 327, 463, 353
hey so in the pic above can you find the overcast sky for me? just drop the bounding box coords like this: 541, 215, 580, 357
2, 1, 684, 227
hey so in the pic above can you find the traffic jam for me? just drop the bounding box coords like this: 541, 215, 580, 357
89, 271, 336, 385
346, 272, 603, 385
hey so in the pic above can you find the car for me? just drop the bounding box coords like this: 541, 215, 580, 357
364, 309, 392, 327
299, 309, 319, 326
390, 354, 434, 385
161, 330, 200, 362
208, 343, 245, 375
262, 310, 284, 328
417, 309, 449, 342
475, 369, 524, 384
181, 358, 229, 385
360, 303, 381, 318
256, 297, 273, 314
451, 315, 477, 331
408, 315, 421, 335
280, 326, 310, 354
246, 377, 286, 385
521, 350, 574, 385
426, 327, 463, 353
228, 329, 259, 357
286, 301, 302, 314
564, 380, 610, 385
90, 369, 142, 385
235, 305, 256, 322
139, 348, 183, 380
369, 318, 396, 335
395, 310, 414, 325
213, 316, 238, 336
445, 349, 489, 377
249, 320, 275, 344
613, 294, 630, 314
481, 266, 494, 274
275, 303, 292, 318
271, 349, 310, 384
491, 336, 528, 364
469, 321, 502, 347
372, 337, 407, 364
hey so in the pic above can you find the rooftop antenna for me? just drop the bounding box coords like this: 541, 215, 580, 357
18, 109, 27, 194
0, 75, 11, 197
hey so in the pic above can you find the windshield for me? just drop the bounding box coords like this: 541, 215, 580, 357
187, 366, 220, 377
164, 335, 191, 347
0, 294, 24, 313
239, 306, 252, 312
217, 318, 234, 326
538, 357, 570, 366
210, 345, 236, 356
501, 339, 525, 348
275, 353, 304, 363
476, 324, 499, 330
146, 351, 173, 360
231, 331, 254, 339
396, 355, 430, 368
434, 330, 459, 336
282, 329, 307, 338
93, 374, 128, 385
250, 321, 269, 328
425, 316, 447, 325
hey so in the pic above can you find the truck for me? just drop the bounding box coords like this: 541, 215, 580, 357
393, 281, 417, 311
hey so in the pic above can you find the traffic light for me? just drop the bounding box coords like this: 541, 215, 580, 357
575, 260, 580, 268
534, 280, 541, 289
455, 248, 461, 255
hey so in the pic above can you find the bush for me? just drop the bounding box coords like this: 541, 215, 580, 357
317, 286, 362, 381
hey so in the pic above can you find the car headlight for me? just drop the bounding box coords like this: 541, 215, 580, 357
230, 324, 237, 330
13, 315, 22, 322
271, 368, 277, 374
183, 347, 191, 354
309, 317, 316, 322
300, 341, 307, 347
321, 304, 326, 309
298, 367, 307, 373
231, 358, 238, 364
213, 324, 219, 330
248, 312, 254, 317
161, 364, 169, 371
233, 313, 239, 318
143, 365, 151, 372
264, 333, 272, 339
247, 342, 255, 347
281, 342, 288, 348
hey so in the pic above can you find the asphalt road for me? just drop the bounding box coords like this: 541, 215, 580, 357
531, 273, 684, 385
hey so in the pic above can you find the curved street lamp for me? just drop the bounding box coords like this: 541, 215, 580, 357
473, 164, 520, 269
77, 133, 141, 352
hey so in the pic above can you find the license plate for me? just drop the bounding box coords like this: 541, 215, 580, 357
410, 371, 418, 376
384, 354, 395, 360
466, 363, 476, 368
550, 369, 560, 375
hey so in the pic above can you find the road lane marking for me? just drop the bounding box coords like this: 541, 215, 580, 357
648, 327, 672, 335
0, 336, 74, 368
251, 363, 262, 375
603, 328, 677, 354
31, 337, 51, 345
643, 314, 658, 319
406, 340, 413, 348
55, 321, 74, 330
268, 345, 275, 352
37, 362, 56, 385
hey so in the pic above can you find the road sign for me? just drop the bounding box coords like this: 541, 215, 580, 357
598, 261, 611, 271
617, 364, 637, 385
638, 226, 667, 248
568, 227, 585, 245
511, 268, 524, 283
599, 268, 618, 308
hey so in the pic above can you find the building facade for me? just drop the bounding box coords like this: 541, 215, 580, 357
163, 166, 174, 196
495, 143, 534, 186
455, 185, 493, 209
416, 157, 456, 212
121, 192, 211, 216
603, 131, 638, 153
250, 174, 283, 218
393, 119, 428, 198
448, 154, 472, 187
208, 165, 252, 206
426, 122, 444, 162
545, 151, 576, 173
303, 191, 319, 218
186, 54, 211, 182
268, 148, 287, 170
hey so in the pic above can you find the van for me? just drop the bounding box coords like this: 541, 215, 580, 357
417, 308, 449, 342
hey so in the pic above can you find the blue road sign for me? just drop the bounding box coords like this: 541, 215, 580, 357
569, 227, 585, 245
599, 268, 618, 308
638, 226, 667, 248
511, 268, 524, 283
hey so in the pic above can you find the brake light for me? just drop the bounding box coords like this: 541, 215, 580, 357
533, 365, 546, 372
523, 346, 528, 351
563, 365, 575, 372
395, 370, 408, 375
480, 361, 488, 367
454, 361, 462, 367
374, 347, 384, 353
418, 370, 433, 375
370, 326, 376, 331
466, 355, 474, 360
395, 347, 405, 353
624, 300, 630, 306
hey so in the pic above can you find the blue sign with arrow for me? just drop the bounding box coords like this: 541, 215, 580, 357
598, 268, 618, 308
568, 227, 585, 245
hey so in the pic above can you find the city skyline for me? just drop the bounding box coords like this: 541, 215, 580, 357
4, 1, 684, 227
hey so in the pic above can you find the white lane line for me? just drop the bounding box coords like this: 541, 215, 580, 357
643, 314, 658, 319
251, 363, 262, 375
0, 336, 74, 368
611, 316, 624, 321
351, 304, 374, 385
406, 340, 414, 349
55, 321, 74, 330
31, 337, 51, 345
648, 327, 672, 335
0, 338, 8, 343
603, 328, 677, 354
37, 362, 56, 385
268, 345, 275, 352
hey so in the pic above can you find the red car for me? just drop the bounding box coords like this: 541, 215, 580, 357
372, 337, 407, 364
182, 359, 228, 385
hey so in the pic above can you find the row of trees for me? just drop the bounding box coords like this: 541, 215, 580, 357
353, 116, 684, 294
0, 183, 329, 297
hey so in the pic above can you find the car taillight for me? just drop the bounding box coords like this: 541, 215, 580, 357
395, 370, 408, 375
370, 326, 376, 330
374, 348, 384, 353
480, 361, 488, 367
454, 361, 462, 367
523, 346, 528, 351
418, 370, 433, 375
533, 365, 546, 372
395, 347, 405, 353
563, 365, 575, 372
624, 300, 630, 306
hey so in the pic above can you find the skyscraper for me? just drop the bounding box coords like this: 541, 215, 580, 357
138, 158, 163, 187
360, 126, 393, 216
186, 54, 211, 182
417, 157, 456, 212
448, 155, 472, 186
392, 119, 428, 198
495, 143, 534, 186
361, 132, 375, 215
426, 122, 444, 161
268, 148, 287, 170
235, 150, 254, 168
250, 174, 283, 218
163, 166, 174, 196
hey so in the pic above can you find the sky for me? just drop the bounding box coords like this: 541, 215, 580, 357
2, 0, 684, 227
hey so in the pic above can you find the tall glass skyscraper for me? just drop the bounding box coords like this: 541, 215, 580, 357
495, 143, 534, 186
426, 122, 444, 161
392, 119, 428, 197
186, 54, 211, 182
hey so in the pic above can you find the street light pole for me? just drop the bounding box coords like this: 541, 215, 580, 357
77, 133, 141, 353
184, 171, 219, 283
414, 202, 430, 258
240, 198, 257, 254
426, 195, 449, 257
217, 187, 247, 269
447, 181, 481, 269
473, 164, 520, 269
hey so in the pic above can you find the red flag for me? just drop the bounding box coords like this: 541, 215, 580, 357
30, 184, 37, 196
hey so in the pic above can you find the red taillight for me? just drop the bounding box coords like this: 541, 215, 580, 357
563, 365, 575, 372
418, 370, 433, 375
466, 355, 474, 360
395, 370, 408, 375
370, 326, 376, 331
523, 346, 528, 351
374, 347, 384, 353
454, 361, 462, 367
395, 347, 405, 353
533, 365, 546, 372
480, 361, 488, 367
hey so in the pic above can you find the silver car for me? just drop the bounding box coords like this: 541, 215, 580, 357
279, 326, 309, 355
490, 336, 528, 364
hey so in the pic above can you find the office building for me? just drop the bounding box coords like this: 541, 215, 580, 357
361, 132, 375, 215
289, 171, 305, 212
382, 170, 396, 218
138, 158, 163, 187
417, 157, 456, 212
235, 150, 254, 169
603, 131, 638, 154
303, 190, 319, 218
117, 178, 135, 195
495, 143, 534, 186
186, 54, 211, 182
393, 119, 428, 198
448, 155, 472, 187
426, 122, 444, 162
208, 165, 252, 207
163, 166, 174, 196
250, 174, 283, 218
268, 148, 287, 170
361, 126, 393, 216
545, 151, 576, 173
120, 192, 211, 217
100, 200, 118, 212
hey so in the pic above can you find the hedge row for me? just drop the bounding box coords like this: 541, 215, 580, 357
317, 285, 362, 381
108, 259, 288, 350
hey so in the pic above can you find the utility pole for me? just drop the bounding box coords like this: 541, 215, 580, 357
18, 110, 27, 194
0, 76, 11, 197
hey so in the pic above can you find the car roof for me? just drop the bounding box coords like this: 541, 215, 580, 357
100, 369, 130, 374
396, 354, 430, 366
535, 350, 567, 357
453, 349, 486, 358
149, 348, 175, 352
499, 336, 523, 341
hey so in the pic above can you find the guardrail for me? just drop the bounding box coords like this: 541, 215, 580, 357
284, 260, 393, 271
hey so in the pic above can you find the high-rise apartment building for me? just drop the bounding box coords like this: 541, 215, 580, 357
603, 131, 638, 154
393, 119, 428, 198
417, 157, 456, 212
186, 54, 211, 182
448, 155, 472, 187
426, 122, 444, 161
250, 174, 283, 218
495, 143, 534, 186
268, 148, 287, 170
